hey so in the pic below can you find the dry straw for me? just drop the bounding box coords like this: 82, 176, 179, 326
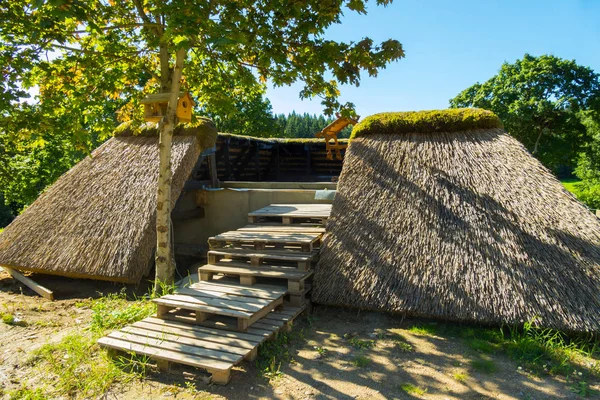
0, 122, 217, 283
313, 109, 600, 333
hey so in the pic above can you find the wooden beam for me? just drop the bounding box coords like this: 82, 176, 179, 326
1, 266, 54, 300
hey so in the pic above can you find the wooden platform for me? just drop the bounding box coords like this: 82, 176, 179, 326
209, 231, 322, 252
198, 262, 313, 291
208, 248, 317, 271
154, 285, 284, 332
247, 204, 332, 224
98, 307, 303, 385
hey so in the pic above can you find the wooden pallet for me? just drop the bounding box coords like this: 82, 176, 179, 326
98, 307, 304, 385
208, 248, 316, 271
198, 261, 313, 292
209, 231, 322, 252
247, 204, 331, 225
237, 224, 326, 234
153, 283, 284, 331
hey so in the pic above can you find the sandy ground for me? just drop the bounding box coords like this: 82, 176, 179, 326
1, 271, 598, 400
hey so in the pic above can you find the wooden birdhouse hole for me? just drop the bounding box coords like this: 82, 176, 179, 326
141, 92, 195, 123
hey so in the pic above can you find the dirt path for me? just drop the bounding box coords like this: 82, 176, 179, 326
1, 272, 598, 399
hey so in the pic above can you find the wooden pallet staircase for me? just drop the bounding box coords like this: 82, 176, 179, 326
98, 203, 330, 385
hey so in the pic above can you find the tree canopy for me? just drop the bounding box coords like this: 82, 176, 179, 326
449, 54, 600, 173
1, 0, 405, 282
0, 0, 404, 204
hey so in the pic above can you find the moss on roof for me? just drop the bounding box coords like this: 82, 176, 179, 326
114, 118, 218, 148
218, 132, 348, 144
350, 108, 502, 139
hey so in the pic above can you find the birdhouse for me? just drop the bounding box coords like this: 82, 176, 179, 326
140, 92, 194, 123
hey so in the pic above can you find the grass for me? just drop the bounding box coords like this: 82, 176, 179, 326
562, 178, 583, 195
400, 383, 427, 396
470, 358, 497, 374
408, 324, 438, 336
352, 355, 370, 368
346, 336, 376, 349
256, 325, 305, 381
18, 290, 157, 399
453, 372, 469, 382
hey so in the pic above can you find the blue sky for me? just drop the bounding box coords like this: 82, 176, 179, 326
267, 0, 600, 116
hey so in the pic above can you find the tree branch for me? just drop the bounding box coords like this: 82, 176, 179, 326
71, 23, 164, 34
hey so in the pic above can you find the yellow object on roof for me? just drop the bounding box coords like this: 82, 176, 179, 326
315, 114, 359, 160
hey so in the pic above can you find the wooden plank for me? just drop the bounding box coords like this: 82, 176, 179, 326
199, 318, 275, 338
198, 263, 313, 280
160, 293, 264, 313
189, 280, 287, 299
119, 326, 250, 356
140, 317, 266, 342
247, 297, 283, 327
1, 267, 54, 300
175, 287, 276, 306
107, 331, 243, 363
132, 321, 258, 350
209, 231, 321, 245
248, 204, 332, 218
237, 224, 326, 234
98, 336, 233, 371
153, 297, 252, 319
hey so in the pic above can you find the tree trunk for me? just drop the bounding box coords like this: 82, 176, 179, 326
532, 128, 544, 155
155, 47, 186, 293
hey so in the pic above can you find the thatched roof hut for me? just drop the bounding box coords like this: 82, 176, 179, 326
313, 109, 600, 333
0, 120, 217, 283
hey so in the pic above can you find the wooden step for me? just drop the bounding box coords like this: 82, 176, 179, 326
98, 305, 306, 385
209, 230, 322, 252
198, 262, 313, 292
237, 224, 326, 234
185, 279, 288, 300
153, 285, 284, 331
247, 204, 331, 225
208, 248, 316, 271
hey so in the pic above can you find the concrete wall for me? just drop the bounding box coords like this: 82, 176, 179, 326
173, 182, 335, 255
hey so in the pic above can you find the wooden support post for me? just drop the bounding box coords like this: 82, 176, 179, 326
237, 318, 249, 331
224, 139, 232, 180
196, 311, 209, 323
301, 243, 312, 252
254, 241, 266, 250
199, 272, 213, 281
240, 276, 256, 285
250, 257, 261, 266
1, 267, 54, 300
208, 254, 219, 264
210, 369, 231, 385
209, 153, 219, 188
289, 293, 304, 307
297, 261, 311, 271
156, 359, 171, 373
288, 280, 304, 292
248, 215, 257, 224
156, 304, 170, 318
282, 216, 292, 225
244, 348, 258, 362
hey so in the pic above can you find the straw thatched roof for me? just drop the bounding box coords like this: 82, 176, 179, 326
313, 109, 600, 333
0, 122, 217, 283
